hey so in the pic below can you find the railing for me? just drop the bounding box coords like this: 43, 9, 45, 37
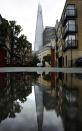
63, 24, 77, 39
63, 40, 78, 51
62, 9, 77, 26
65, 9, 77, 18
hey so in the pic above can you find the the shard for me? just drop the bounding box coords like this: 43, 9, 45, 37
34, 85, 44, 131
34, 4, 43, 51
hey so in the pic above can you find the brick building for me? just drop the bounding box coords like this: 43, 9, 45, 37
56, 0, 82, 67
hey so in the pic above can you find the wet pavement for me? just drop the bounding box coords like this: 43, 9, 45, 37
0, 71, 82, 131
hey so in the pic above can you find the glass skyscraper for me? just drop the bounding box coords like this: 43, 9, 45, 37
34, 4, 43, 51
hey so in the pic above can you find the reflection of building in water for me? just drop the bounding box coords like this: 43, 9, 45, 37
34, 86, 44, 131
36, 72, 57, 90
51, 72, 57, 88
37, 73, 51, 89
43, 88, 56, 110
57, 73, 82, 131
0, 73, 32, 123
34, 73, 82, 131
62, 85, 79, 131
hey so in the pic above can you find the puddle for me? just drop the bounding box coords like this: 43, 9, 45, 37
0, 72, 82, 131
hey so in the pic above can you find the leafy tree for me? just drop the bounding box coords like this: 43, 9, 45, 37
8, 21, 22, 64
0, 15, 9, 47
8, 21, 32, 66
0, 15, 32, 66
17, 34, 32, 65
43, 54, 51, 64
31, 54, 40, 66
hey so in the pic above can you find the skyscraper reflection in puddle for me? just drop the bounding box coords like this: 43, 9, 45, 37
0, 72, 82, 131
35, 72, 82, 131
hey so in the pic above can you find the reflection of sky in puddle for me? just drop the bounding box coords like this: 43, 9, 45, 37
0, 71, 81, 131
0, 86, 38, 131
43, 108, 64, 131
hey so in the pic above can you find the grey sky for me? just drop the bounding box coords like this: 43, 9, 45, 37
0, 0, 66, 49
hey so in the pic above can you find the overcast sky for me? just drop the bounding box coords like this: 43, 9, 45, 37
0, 0, 66, 49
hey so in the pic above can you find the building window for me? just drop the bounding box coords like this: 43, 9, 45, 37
66, 5, 75, 10
65, 20, 75, 33
68, 20, 75, 31
65, 4, 76, 17
65, 35, 76, 48
65, 35, 75, 41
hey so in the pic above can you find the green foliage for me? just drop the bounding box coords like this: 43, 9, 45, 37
9, 21, 22, 36
0, 17, 9, 46
0, 73, 32, 122
43, 54, 51, 64
8, 21, 32, 66
31, 54, 40, 66
0, 15, 32, 66
8, 21, 23, 64
42, 73, 51, 81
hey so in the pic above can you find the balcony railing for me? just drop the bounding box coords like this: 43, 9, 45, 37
65, 9, 77, 17
62, 9, 77, 26
63, 24, 77, 39
63, 40, 78, 51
